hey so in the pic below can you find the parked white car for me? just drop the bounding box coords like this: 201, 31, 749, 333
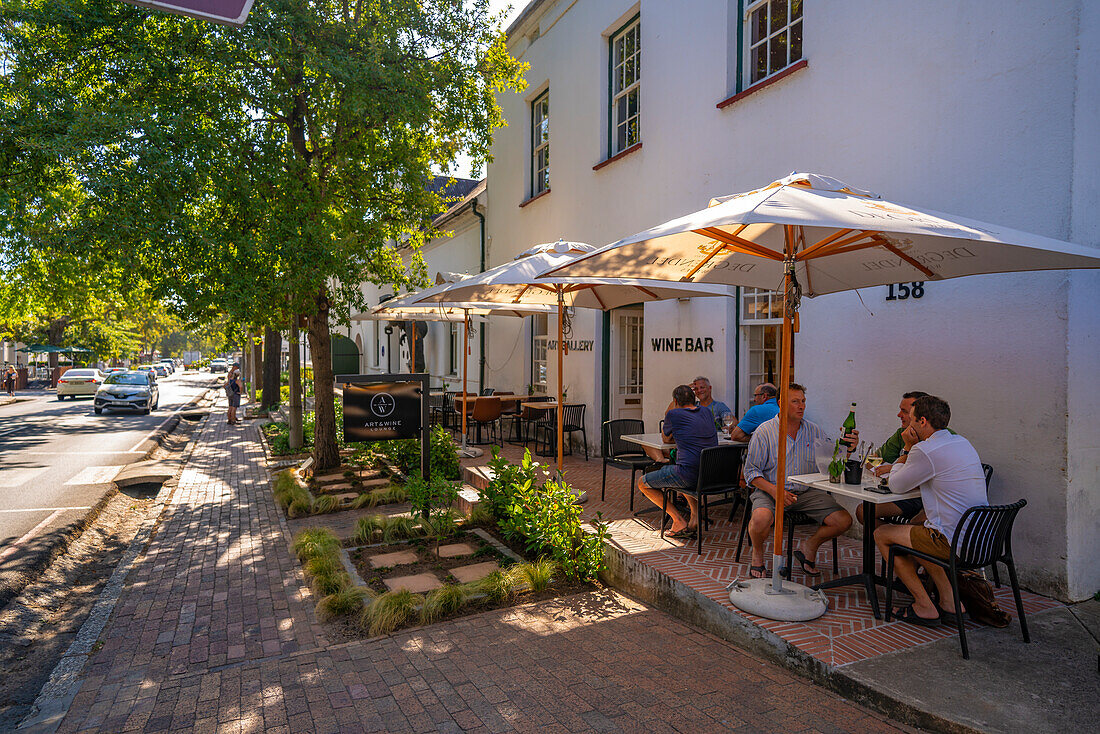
56, 369, 105, 400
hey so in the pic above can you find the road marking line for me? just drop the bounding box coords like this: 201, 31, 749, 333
0, 510, 62, 563
19, 451, 146, 456
0, 467, 50, 488
64, 466, 124, 486
0, 506, 92, 513
0, 427, 23, 437
125, 401, 203, 453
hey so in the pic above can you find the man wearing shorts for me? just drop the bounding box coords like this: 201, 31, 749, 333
636, 384, 718, 537
743, 384, 853, 579
875, 395, 987, 627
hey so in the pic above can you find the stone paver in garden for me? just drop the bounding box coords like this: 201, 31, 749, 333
383, 572, 443, 593
450, 561, 500, 583
41, 399, 909, 734
436, 541, 478, 558
367, 550, 418, 568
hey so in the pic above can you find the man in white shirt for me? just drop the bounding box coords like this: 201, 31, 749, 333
875, 395, 987, 627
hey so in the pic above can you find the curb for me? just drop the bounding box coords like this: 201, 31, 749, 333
17, 398, 214, 733
598, 542, 980, 734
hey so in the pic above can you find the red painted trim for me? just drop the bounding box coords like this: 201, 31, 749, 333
518, 188, 551, 208
716, 59, 809, 110
592, 141, 643, 171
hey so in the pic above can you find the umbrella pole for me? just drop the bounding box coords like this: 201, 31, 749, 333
461, 310, 469, 452
557, 289, 564, 476
771, 262, 794, 593
410, 325, 416, 373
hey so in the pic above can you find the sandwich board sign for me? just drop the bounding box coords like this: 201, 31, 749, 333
336, 373, 430, 481
120, 0, 256, 27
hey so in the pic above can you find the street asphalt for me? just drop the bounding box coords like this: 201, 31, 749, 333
0, 371, 217, 602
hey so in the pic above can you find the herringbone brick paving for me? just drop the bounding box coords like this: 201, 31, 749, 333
53, 404, 908, 732
471, 441, 1061, 668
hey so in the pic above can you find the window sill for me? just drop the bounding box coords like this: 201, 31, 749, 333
592, 141, 642, 171
716, 59, 809, 110
519, 189, 551, 208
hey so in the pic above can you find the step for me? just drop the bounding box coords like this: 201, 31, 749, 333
314, 477, 391, 495
313, 469, 386, 487
462, 465, 494, 491
453, 484, 482, 518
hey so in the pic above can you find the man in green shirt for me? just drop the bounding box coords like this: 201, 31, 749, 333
859, 391, 931, 526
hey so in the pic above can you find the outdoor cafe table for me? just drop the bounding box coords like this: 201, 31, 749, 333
620, 432, 748, 450
453, 394, 536, 409
788, 472, 921, 620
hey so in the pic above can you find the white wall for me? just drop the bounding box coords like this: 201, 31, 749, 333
469, 0, 1099, 599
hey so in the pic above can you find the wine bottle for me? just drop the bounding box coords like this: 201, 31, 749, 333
841, 403, 857, 451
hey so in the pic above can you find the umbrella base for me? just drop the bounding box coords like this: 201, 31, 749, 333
726, 578, 828, 621
458, 447, 483, 459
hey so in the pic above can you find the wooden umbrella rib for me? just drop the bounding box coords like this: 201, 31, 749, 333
877, 239, 936, 278
796, 228, 855, 259
822, 240, 883, 256
695, 227, 785, 261
797, 230, 877, 260
680, 241, 726, 282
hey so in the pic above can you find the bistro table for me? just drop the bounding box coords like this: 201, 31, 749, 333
788, 472, 921, 620
620, 432, 747, 451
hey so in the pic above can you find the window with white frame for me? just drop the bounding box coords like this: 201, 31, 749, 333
531, 314, 548, 392
609, 15, 640, 155
531, 90, 549, 196
745, 0, 803, 86
742, 288, 785, 406
448, 322, 461, 376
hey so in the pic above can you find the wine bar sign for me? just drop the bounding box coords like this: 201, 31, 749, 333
650, 337, 715, 353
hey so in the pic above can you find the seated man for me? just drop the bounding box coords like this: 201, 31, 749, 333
636, 385, 718, 537
744, 384, 854, 579
641, 375, 728, 463
874, 395, 987, 627
729, 382, 779, 441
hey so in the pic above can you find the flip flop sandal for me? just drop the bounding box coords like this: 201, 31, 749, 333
937, 607, 968, 626
793, 550, 822, 577
748, 565, 767, 580
893, 605, 941, 627
668, 528, 697, 539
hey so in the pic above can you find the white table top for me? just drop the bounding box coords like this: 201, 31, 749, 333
620, 432, 748, 451
788, 473, 920, 503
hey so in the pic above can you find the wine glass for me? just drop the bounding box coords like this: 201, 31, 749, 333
721, 413, 735, 436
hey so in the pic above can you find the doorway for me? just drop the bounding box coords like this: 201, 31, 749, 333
610, 308, 644, 420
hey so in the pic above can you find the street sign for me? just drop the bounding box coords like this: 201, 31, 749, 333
120, 0, 256, 27
337, 373, 430, 481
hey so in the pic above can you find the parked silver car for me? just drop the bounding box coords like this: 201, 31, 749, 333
94, 371, 160, 415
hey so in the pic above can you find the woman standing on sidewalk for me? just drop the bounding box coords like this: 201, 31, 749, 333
225, 365, 243, 424
3, 365, 16, 397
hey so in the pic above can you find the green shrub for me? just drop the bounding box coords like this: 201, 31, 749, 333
429, 426, 461, 480
292, 528, 340, 562
362, 425, 459, 479
304, 555, 344, 579
316, 586, 374, 621
382, 516, 422, 543
509, 557, 558, 593
419, 585, 470, 625
273, 471, 310, 511
406, 475, 460, 518
467, 503, 495, 527
470, 571, 514, 604
362, 590, 422, 636
354, 515, 388, 545
310, 570, 350, 597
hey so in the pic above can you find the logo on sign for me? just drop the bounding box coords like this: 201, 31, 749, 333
371, 393, 396, 417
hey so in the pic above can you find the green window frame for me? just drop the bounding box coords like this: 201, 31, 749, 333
608, 14, 641, 156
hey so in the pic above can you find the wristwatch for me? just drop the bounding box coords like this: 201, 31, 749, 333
899, 449, 909, 456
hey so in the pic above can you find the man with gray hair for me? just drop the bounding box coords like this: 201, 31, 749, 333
691, 376, 733, 429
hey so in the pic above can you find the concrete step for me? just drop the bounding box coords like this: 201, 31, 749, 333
454, 484, 482, 518
313, 470, 386, 487
462, 465, 494, 491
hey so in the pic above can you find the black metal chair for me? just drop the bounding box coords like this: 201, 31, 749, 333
601, 419, 653, 507
480, 388, 495, 396
661, 445, 747, 554
885, 499, 1029, 659
436, 391, 458, 432
878, 463, 994, 579
535, 403, 588, 460
507, 395, 550, 445
735, 493, 840, 576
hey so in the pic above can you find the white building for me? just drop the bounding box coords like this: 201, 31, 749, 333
351, 0, 1099, 602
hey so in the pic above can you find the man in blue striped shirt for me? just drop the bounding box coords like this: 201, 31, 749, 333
743, 384, 853, 579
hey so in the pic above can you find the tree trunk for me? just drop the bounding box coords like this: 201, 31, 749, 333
261, 326, 282, 410
47, 317, 67, 384
307, 291, 339, 471
250, 338, 262, 403
289, 320, 303, 450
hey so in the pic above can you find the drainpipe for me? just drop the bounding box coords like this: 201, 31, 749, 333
471, 197, 487, 392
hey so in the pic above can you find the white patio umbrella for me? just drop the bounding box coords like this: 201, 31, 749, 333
411, 240, 735, 473
542, 172, 1100, 617
359, 279, 554, 454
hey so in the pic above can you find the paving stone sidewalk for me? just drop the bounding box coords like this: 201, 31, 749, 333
48, 405, 908, 733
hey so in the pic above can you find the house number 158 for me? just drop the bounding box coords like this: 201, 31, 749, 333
886, 282, 925, 300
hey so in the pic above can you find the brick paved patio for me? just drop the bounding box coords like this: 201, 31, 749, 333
464, 442, 1060, 669
49, 406, 910, 733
